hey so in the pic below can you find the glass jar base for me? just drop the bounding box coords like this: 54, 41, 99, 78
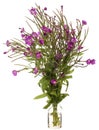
48, 124, 62, 129
48, 104, 62, 129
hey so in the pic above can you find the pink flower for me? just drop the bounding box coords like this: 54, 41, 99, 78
33, 67, 38, 74
24, 35, 34, 46
12, 70, 18, 76
71, 37, 77, 43
50, 79, 57, 85
6, 40, 10, 46
86, 59, 95, 65
90, 59, 96, 65
82, 20, 87, 25
36, 52, 42, 59
29, 7, 37, 16
32, 32, 38, 38
41, 26, 52, 33
39, 38, 44, 45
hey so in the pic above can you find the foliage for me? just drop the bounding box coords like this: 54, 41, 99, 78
3, 4, 95, 109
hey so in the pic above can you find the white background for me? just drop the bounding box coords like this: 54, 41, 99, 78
0, 0, 99, 130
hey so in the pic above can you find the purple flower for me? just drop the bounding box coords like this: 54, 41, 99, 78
78, 45, 83, 50
33, 67, 38, 74
21, 34, 26, 39
82, 20, 87, 25
20, 28, 25, 33
86, 59, 95, 65
3, 51, 7, 54
6, 40, 10, 46
39, 38, 44, 45
86, 59, 91, 64
36, 52, 42, 59
32, 32, 38, 38
50, 79, 57, 85
29, 7, 37, 16
90, 59, 96, 65
44, 7, 47, 10
12, 70, 17, 76
41, 26, 52, 33
71, 37, 77, 43
24, 35, 34, 46
67, 41, 74, 50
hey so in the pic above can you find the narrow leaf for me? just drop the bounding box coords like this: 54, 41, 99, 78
43, 102, 51, 109
34, 93, 47, 99
65, 75, 72, 79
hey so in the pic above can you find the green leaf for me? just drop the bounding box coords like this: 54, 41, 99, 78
58, 93, 69, 103
38, 77, 50, 92
61, 93, 69, 97
65, 80, 69, 91
50, 91, 57, 96
65, 75, 72, 79
43, 102, 51, 109
67, 69, 74, 74
34, 93, 47, 99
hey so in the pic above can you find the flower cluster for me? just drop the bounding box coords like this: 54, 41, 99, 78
4, 4, 95, 109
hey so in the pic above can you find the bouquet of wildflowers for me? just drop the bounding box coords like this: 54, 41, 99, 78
4, 4, 95, 127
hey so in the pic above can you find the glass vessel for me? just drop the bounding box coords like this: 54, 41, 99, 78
48, 103, 62, 129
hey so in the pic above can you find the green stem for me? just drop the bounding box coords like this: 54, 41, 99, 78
52, 103, 60, 127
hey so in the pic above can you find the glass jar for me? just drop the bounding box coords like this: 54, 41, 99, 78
48, 103, 62, 129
